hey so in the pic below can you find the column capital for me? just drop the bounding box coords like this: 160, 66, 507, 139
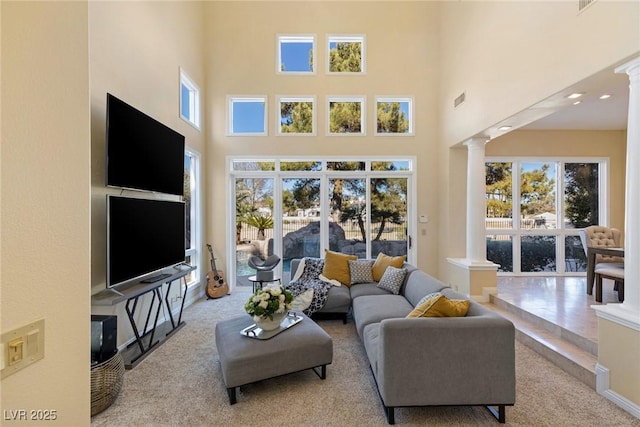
615, 55, 640, 75
463, 137, 488, 149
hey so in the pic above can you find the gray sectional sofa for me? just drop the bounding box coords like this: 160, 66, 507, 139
288, 258, 516, 424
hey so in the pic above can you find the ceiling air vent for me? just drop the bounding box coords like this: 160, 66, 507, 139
454, 92, 466, 108
579, 0, 596, 11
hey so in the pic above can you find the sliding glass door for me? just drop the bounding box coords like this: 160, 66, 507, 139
231, 158, 414, 284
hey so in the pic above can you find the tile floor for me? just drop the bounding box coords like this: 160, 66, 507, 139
495, 276, 622, 344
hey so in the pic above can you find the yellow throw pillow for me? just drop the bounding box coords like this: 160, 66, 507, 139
407, 293, 470, 318
322, 249, 357, 286
406, 293, 443, 318
371, 252, 406, 282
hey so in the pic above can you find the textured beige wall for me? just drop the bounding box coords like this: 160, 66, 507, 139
1, 2, 91, 424
89, 1, 206, 346
437, 0, 638, 280
204, 1, 442, 274
438, 1, 640, 147
598, 317, 640, 406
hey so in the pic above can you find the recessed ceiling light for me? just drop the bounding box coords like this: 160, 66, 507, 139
566, 93, 584, 99
498, 126, 512, 131
599, 94, 612, 99
573, 100, 582, 105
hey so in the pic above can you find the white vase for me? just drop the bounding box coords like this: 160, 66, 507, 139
255, 312, 286, 331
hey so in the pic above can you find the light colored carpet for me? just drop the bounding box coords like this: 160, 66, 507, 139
91, 287, 640, 427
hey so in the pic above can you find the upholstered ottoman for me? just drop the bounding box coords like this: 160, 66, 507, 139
215, 312, 333, 404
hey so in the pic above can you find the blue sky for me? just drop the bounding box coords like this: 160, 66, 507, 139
232, 101, 265, 133
281, 42, 313, 72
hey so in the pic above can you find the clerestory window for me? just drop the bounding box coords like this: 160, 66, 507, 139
375, 97, 413, 135
327, 96, 365, 136
277, 96, 316, 136
179, 68, 200, 130
228, 96, 268, 136
277, 34, 316, 74
327, 35, 365, 74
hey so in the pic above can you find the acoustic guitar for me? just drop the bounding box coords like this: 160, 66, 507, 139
206, 244, 228, 299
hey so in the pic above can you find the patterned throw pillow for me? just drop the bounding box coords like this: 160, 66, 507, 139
371, 252, 406, 282
349, 260, 374, 285
376, 266, 407, 294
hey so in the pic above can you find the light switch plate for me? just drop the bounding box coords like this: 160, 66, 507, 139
1, 319, 45, 379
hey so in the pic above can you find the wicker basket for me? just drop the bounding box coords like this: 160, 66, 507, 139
91, 351, 124, 416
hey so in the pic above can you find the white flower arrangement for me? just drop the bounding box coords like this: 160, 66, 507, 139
244, 285, 294, 322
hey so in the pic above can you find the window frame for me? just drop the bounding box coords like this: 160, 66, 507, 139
485, 156, 609, 276
276, 95, 317, 136
326, 34, 366, 75
326, 95, 366, 136
184, 148, 202, 288
374, 96, 414, 136
227, 95, 268, 136
228, 157, 416, 291
276, 34, 316, 75
179, 68, 201, 130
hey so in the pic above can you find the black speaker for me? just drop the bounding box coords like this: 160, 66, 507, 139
91, 315, 117, 364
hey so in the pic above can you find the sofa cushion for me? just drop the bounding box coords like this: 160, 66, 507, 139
322, 250, 357, 286
316, 285, 351, 313
362, 322, 381, 376
403, 269, 449, 307
349, 282, 391, 299
352, 295, 413, 338
407, 293, 470, 317
376, 266, 407, 294
371, 252, 406, 282
349, 259, 374, 285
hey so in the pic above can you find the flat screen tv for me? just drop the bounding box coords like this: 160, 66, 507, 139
107, 195, 185, 288
106, 93, 185, 196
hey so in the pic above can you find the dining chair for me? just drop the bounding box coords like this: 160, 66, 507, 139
594, 263, 624, 303
579, 225, 624, 263
579, 225, 624, 297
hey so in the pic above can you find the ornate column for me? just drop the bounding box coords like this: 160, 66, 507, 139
618, 57, 640, 313
592, 56, 640, 411
447, 137, 498, 300
465, 138, 489, 262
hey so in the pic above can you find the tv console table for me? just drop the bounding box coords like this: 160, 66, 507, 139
91, 265, 195, 369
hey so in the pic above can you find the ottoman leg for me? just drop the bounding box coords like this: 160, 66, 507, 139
311, 364, 327, 380
227, 387, 237, 405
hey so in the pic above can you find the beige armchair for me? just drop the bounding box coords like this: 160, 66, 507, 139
579, 225, 624, 301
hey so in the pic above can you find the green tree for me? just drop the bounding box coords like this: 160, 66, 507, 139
520, 165, 555, 217
329, 101, 361, 133
245, 214, 274, 240
328, 42, 361, 72
565, 163, 599, 228
485, 162, 513, 218
235, 178, 271, 243
280, 101, 313, 133
370, 178, 406, 240
377, 102, 409, 133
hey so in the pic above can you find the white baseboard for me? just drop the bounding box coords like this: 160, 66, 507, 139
596, 363, 640, 419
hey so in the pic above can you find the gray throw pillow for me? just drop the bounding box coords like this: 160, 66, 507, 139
349, 260, 374, 285
376, 266, 407, 294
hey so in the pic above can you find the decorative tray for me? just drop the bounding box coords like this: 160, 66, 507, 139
240, 312, 303, 340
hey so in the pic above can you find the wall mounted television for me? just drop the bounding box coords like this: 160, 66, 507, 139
107, 195, 185, 288
106, 93, 185, 196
